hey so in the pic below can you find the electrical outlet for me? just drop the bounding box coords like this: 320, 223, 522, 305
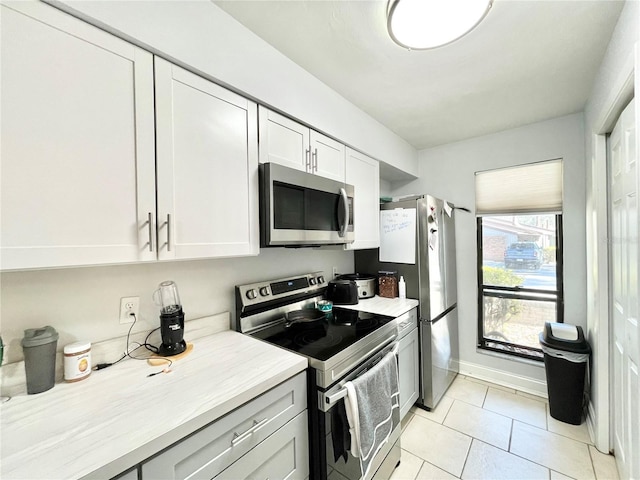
332, 266, 339, 279
119, 297, 139, 324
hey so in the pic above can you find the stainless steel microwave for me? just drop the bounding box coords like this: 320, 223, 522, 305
259, 162, 355, 247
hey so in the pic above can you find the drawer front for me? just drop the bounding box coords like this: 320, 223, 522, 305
216, 411, 309, 480
111, 467, 139, 480
141, 373, 306, 480
397, 308, 418, 340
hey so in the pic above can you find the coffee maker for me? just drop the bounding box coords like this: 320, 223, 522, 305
153, 281, 186, 356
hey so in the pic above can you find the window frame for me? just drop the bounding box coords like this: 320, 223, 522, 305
476, 214, 564, 361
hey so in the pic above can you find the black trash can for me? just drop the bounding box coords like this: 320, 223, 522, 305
539, 322, 591, 425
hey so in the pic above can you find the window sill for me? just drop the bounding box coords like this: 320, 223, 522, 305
477, 346, 545, 368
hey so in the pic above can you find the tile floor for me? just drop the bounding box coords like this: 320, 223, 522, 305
391, 375, 619, 480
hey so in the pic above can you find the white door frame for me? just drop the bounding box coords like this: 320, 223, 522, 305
588, 44, 636, 453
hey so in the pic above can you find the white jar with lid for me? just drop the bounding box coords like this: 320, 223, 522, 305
63, 342, 91, 382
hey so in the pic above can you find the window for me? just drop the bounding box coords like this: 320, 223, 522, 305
475, 160, 564, 360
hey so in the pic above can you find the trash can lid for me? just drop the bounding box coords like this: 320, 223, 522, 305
550, 323, 578, 340
21, 326, 59, 347
539, 322, 591, 354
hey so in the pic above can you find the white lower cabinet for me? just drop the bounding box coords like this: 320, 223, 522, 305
140, 373, 308, 480
397, 308, 419, 419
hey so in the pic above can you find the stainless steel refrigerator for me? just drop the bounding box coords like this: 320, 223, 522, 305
354, 195, 459, 410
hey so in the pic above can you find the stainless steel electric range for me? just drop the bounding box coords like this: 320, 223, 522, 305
235, 272, 401, 480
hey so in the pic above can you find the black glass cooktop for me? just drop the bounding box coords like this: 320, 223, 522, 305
252, 308, 395, 361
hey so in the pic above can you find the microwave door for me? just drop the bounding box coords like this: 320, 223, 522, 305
260, 162, 355, 246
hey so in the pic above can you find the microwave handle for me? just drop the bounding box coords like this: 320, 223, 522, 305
338, 187, 349, 237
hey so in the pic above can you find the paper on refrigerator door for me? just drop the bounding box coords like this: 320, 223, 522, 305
379, 208, 416, 264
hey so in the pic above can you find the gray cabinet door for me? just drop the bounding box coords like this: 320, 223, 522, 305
216, 412, 309, 480
141, 373, 306, 479
398, 327, 419, 419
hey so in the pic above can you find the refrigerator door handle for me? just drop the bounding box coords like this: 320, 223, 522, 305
420, 304, 457, 325
420, 316, 445, 325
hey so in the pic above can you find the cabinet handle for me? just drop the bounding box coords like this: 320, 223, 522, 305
313, 148, 318, 173
399, 320, 410, 331
166, 214, 172, 252
147, 212, 154, 252
231, 417, 268, 447
305, 148, 311, 172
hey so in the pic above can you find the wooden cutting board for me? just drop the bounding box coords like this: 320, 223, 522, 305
147, 342, 194, 366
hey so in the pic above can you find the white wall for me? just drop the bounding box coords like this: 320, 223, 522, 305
52, 0, 418, 177
390, 113, 586, 392
0, 248, 353, 363
583, 0, 639, 452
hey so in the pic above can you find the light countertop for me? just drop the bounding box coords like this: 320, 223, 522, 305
337, 295, 419, 318
0, 327, 307, 480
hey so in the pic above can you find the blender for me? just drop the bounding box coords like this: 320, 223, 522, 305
153, 281, 186, 356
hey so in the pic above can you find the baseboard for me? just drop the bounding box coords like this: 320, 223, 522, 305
459, 359, 548, 398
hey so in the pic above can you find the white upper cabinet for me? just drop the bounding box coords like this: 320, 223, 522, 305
310, 131, 346, 183
0, 2, 156, 270
259, 107, 345, 182
345, 148, 380, 250
258, 108, 309, 172
154, 59, 259, 260
0, 2, 259, 271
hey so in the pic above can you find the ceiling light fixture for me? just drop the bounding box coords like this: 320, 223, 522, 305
387, 0, 493, 50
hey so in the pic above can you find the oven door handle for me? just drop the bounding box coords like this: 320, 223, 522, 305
322, 336, 398, 410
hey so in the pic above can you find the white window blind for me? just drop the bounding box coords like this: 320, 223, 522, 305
475, 159, 563, 215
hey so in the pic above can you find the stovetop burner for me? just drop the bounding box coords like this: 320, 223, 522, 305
294, 330, 342, 349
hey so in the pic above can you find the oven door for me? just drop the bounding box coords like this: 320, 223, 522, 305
312, 340, 401, 480
260, 162, 354, 246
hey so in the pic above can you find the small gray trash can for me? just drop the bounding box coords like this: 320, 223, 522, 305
539, 322, 591, 425
22, 326, 58, 394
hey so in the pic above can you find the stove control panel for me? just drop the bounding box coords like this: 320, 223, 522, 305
236, 271, 326, 308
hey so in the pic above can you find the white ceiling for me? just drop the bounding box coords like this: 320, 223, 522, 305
214, 0, 624, 150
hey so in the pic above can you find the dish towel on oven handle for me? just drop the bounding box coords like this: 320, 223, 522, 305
343, 346, 400, 479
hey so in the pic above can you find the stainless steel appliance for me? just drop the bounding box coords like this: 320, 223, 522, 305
355, 195, 459, 410
259, 163, 355, 247
236, 273, 401, 480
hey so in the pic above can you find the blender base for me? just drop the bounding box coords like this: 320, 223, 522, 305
148, 343, 193, 365
158, 340, 187, 357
